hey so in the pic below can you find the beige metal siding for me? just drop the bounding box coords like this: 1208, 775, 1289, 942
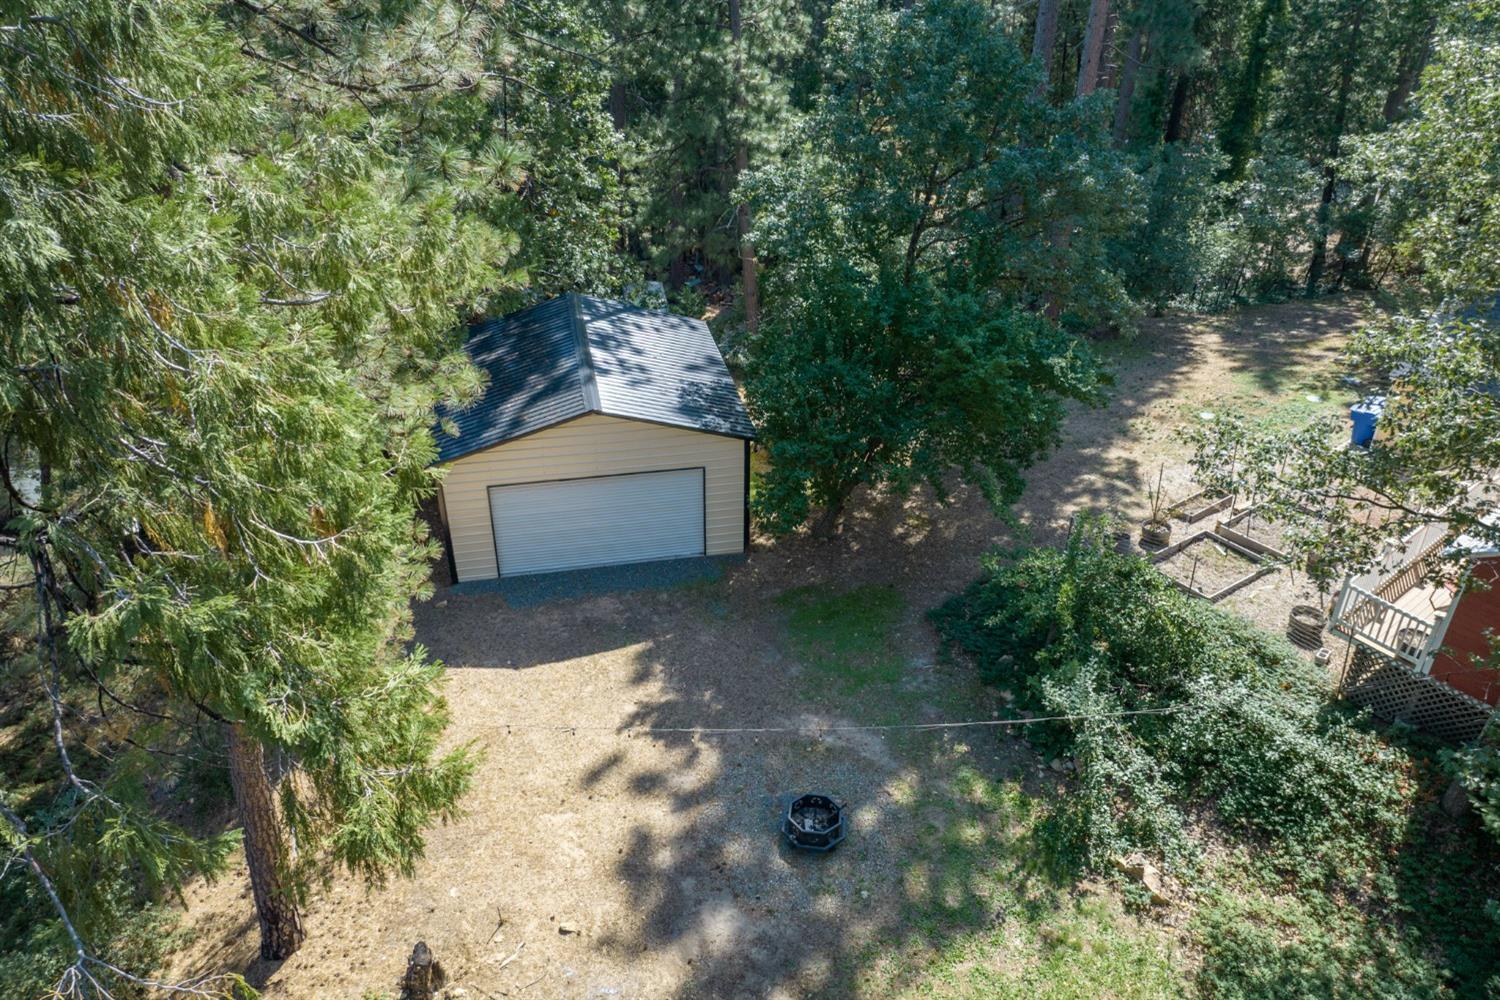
439, 414, 745, 582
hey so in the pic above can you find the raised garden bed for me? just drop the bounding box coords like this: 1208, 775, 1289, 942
1169, 488, 1234, 524
1151, 530, 1275, 602
1217, 506, 1295, 560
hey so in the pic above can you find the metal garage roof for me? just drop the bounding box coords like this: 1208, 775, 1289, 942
435, 294, 754, 462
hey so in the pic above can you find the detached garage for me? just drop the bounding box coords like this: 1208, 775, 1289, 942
433, 294, 755, 582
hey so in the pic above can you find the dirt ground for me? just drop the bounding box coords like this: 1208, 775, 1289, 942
165, 296, 1368, 999
1155, 535, 1263, 597
1226, 508, 1294, 555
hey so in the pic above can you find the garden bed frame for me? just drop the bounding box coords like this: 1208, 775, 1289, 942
1150, 529, 1276, 603
1215, 505, 1289, 560
1169, 488, 1235, 524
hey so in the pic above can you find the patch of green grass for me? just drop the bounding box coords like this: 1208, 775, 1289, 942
866, 763, 1185, 999
1184, 367, 1356, 436
1090, 330, 1160, 365
1191, 880, 1446, 1000
772, 581, 1184, 996
775, 583, 906, 694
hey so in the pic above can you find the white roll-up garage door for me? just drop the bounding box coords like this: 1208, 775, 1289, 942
488, 468, 705, 576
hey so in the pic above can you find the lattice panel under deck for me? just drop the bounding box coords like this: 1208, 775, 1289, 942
1339, 645, 1495, 745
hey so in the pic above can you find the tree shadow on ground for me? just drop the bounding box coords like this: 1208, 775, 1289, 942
552, 577, 1177, 999
390, 297, 1371, 999
1386, 737, 1500, 994
549, 298, 1373, 998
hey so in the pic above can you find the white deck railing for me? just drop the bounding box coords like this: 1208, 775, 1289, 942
1330, 582, 1437, 670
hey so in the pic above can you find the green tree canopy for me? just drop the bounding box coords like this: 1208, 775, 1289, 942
1, 2, 517, 991
1189, 0, 1500, 583
741, 0, 1124, 534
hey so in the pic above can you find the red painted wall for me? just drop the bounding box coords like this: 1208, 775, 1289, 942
1429, 557, 1500, 705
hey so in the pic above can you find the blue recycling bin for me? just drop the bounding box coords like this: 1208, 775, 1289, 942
1349, 396, 1385, 448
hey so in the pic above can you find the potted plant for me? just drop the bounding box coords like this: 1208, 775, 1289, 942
1140, 466, 1172, 548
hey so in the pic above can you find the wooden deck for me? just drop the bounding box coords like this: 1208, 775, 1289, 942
1388, 580, 1453, 626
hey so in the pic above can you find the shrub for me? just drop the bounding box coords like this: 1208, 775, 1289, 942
1189, 149, 1323, 310
1447, 740, 1500, 842
930, 517, 1411, 873
1115, 142, 1223, 314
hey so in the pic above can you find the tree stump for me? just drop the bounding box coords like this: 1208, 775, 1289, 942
400, 942, 446, 1000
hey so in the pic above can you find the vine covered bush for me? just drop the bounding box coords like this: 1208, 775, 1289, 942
1449, 741, 1500, 841
931, 518, 1411, 874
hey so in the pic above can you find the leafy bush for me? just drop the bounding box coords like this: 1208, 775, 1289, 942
1116, 143, 1224, 314
1189, 149, 1323, 310
1447, 740, 1500, 841
934, 520, 1500, 995
930, 517, 1411, 873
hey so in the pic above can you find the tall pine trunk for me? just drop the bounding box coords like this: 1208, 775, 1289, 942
609, 81, 626, 131
1382, 19, 1434, 123
227, 724, 305, 961
667, 75, 688, 290
1338, 16, 1431, 290
610, 80, 628, 256
730, 0, 759, 333
1163, 72, 1191, 143
1096, 5, 1119, 90
1112, 28, 1144, 145
1306, 5, 1364, 295
1031, 0, 1061, 99
1218, 0, 1287, 181
1075, 0, 1111, 98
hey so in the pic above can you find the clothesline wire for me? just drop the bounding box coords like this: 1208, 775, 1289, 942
483, 705, 1185, 738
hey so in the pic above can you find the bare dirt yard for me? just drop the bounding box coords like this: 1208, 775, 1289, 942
165, 297, 1368, 999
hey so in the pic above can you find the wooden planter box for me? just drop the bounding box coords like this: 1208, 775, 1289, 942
1216, 505, 1288, 560
1169, 488, 1234, 524
1150, 529, 1276, 603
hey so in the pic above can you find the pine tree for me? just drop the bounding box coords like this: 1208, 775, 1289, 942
1264, 0, 1440, 292
731, 0, 762, 332
1217, 0, 1289, 182
596, 0, 805, 318
1, 2, 514, 988
1076, 0, 1113, 97
485, 1, 631, 295
1112, 0, 1205, 149
1031, 0, 1063, 99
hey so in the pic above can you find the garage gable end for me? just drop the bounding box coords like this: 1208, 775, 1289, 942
438, 414, 747, 582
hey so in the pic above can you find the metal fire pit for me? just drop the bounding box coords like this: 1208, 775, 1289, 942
783, 793, 845, 851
